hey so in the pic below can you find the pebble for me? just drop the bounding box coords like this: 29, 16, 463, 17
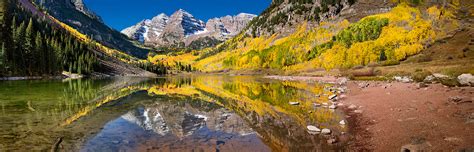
329, 105, 337, 109
339, 120, 346, 125
321, 128, 331, 134
359, 83, 370, 88
417, 83, 428, 89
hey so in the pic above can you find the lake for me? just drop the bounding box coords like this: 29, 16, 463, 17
0, 76, 349, 151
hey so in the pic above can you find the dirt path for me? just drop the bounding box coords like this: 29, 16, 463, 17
342, 81, 474, 151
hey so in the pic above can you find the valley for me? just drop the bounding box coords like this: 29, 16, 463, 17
0, 0, 473, 151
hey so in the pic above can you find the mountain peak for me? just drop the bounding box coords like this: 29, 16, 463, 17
173, 9, 193, 16
153, 13, 168, 19
121, 10, 255, 49
237, 13, 257, 18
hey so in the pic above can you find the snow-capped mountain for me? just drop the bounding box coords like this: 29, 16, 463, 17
121, 9, 256, 49
122, 13, 169, 43
121, 102, 255, 138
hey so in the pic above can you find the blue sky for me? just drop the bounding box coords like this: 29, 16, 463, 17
83, 0, 271, 30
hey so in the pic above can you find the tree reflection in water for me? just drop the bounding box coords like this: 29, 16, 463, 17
0, 76, 349, 151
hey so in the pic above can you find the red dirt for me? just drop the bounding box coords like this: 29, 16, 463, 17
342, 81, 474, 151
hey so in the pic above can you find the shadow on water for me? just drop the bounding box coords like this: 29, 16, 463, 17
0, 76, 349, 151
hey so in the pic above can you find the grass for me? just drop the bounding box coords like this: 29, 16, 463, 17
352, 76, 389, 81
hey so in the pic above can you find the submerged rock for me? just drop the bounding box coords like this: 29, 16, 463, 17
289, 102, 300, 105
307, 125, 321, 132
327, 138, 337, 144
321, 128, 331, 134
339, 120, 346, 125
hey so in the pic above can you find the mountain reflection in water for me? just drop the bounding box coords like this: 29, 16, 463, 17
0, 76, 349, 151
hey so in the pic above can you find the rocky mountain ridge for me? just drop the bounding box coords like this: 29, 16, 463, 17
69, 0, 102, 22
36, 0, 150, 58
121, 9, 256, 49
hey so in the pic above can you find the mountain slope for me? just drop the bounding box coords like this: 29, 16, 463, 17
35, 0, 150, 59
187, 0, 473, 75
121, 10, 256, 50
0, 0, 156, 77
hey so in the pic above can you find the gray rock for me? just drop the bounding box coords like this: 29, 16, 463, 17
394, 76, 413, 83
321, 128, 331, 134
424, 75, 435, 83
458, 74, 474, 86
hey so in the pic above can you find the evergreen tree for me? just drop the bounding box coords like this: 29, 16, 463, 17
25, 18, 35, 75
9, 17, 17, 71
35, 31, 44, 73
15, 21, 26, 75
380, 50, 387, 61
0, 43, 5, 68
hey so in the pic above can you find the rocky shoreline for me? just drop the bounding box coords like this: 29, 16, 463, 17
266, 75, 474, 151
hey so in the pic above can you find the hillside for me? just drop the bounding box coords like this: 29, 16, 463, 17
34, 0, 150, 59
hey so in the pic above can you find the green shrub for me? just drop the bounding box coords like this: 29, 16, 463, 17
381, 60, 400, 66
411, 70, 432, 82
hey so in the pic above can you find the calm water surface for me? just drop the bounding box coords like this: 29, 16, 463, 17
0, 76, 349, 151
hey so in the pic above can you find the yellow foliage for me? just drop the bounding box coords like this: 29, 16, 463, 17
190, 3, 455, 72
320, 44, 348, 70
149, 53, 198, 66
